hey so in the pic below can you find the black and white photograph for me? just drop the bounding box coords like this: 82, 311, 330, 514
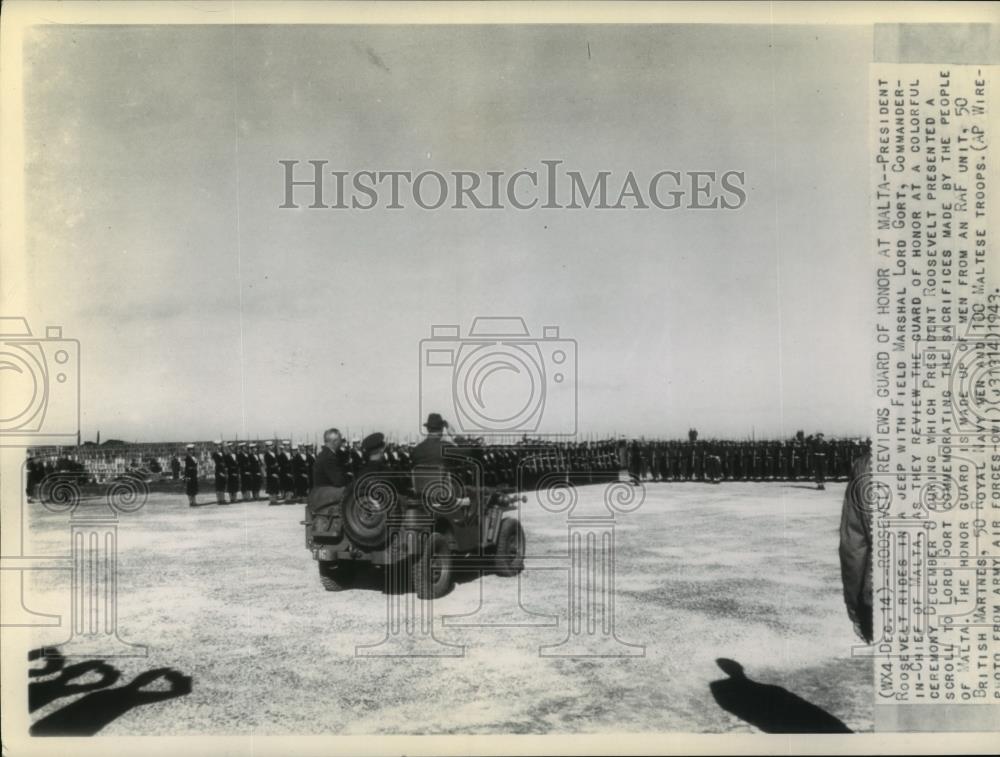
0, 2, 997, 755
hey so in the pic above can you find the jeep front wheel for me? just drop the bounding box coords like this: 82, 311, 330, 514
495, 518, 525, 576
413, 532, 453, 599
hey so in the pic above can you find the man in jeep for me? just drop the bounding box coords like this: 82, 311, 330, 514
412, 412, 477, 484
309, 428, 349, 507
411, 413, 451, 467
350, 432, 406, 502
307, 419, 526, 597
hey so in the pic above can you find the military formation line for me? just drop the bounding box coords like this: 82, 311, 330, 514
25, 432, 870, 508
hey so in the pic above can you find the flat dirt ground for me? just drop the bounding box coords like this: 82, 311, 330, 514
18, 479, 873, 735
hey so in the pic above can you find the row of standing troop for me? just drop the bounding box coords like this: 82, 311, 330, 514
624, 435, 871, 489
181, 437, 625, 506
175, 434, 868, 506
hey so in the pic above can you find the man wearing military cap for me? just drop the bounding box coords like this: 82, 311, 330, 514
347, 431, 406, 514
237, 443, 252, 501
358, 432, 401, 485
304, 444, 315, 497
362, 432, 385, 458
211, 441, 226, 505
264, 440, 280, 504
224, 443, 240, 504
249, 443, 263, 501
812, 432, 828, 490
278, 441, 294, 501
291, 444, 310, 504
183, 444, 200, 507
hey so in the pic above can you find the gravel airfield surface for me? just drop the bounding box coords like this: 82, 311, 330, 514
21, 480, 872, 735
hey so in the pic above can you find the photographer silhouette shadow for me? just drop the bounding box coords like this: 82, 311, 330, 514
28, 647, 192, 736
709, 658, 851, 733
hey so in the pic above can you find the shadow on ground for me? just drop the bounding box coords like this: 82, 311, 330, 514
709, 658, 851, 733
28, 647, 192, 736
325, 562, 496, 595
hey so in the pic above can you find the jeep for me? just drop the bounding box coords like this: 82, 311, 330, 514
303, 465, 526, 598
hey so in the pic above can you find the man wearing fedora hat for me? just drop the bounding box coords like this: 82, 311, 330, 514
411, 413, 453, 469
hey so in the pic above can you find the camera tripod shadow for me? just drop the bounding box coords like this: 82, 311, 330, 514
709, 658, 852, 733
28, 647, 192, 736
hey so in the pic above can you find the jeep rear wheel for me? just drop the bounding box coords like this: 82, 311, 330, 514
342, 493, 391, 549
495, 518, 525, 576
318, 561, 355, 592
413, 532, 453, 599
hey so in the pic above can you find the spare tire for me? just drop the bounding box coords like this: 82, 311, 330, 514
341, 481, 397, 549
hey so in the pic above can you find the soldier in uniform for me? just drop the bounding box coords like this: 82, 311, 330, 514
224, 443, 240, 504
304, 444, 316, 498
830, 440, 844, 480
349, 438, 365, 480
248, 443, 263, 501
183, 444, 199, 507
627, 440, 642, 485
792, 433, 807, 480
705, 448, 722, 483
640, 441, 651, 481
211, 441, 227, 505
727, 442, 739, 481
170, 453, 181, 481
355, 432, 403, 491
278, 441, 294, 501
264, 440, 280, 504
237, 443, 252, 501
291, 445, 309, 503
653, 442, 665, 483
812, 433, 828, 490
395, 443, 412, 473
784, 440, 796, 481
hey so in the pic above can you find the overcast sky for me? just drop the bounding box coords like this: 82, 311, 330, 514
21, 24, 872, 443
